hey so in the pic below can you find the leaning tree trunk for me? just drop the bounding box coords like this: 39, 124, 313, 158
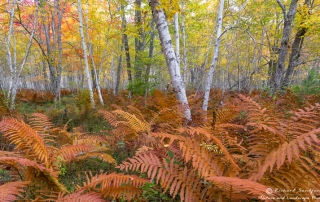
77, 0, 95, 108
149, 0, 191, 122
202, 0, 224, 112
273, 0, 298, 92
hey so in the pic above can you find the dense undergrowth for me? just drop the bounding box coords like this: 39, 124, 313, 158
0, 88, 320, 201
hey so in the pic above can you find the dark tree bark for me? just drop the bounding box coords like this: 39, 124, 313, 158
273, 0, 298, 92
121, 3, 132, 83
145, 18, 155, 95
281, 0, 310, 89
134, 0, 144, 80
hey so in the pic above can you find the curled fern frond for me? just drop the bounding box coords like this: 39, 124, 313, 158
0, 181, 30, 202
0, 117, 49, 165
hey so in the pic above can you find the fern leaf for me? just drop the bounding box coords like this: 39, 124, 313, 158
28, 113, 54, 132
118, 153, 203, 202
99, 110, 119, 128
0, 117, 49, 165
0, 181, 30, 202
56, 190, 105, 202
186, 127, 240, 171
100, 185, 142, 201
250, 128, 320, 181
113, 110, 150, 134
0, 156, 58, 178
53, 145, 94, 163
76, 153, 117, 165
76, 172, 147, 201
206, 176, 268, 199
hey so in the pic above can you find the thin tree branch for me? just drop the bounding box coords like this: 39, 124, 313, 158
277, 0, 287, 20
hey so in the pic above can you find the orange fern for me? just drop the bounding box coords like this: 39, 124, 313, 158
0, 117, 49, 165
118, 153, 203, 202
250, 128, 320, 181
0, 181, 30, 202
56, 190, 105, 202
76, 172, 148, 201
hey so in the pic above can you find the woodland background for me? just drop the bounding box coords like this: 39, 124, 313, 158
0, 0, 320, 201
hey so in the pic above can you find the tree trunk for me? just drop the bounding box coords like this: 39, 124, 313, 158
281, 0, 310, 89
55, 0, 63, 102
5, 0, 39, 110
77, 0, 95, 108
181, 1, 187, 86
121, 3, 132, 83
134, 0, 143, 80
115, 47, 122, 95
145, 18, 155, 95
202, 0, 224, 112
273, 0, 298, 92
88, 43, 104, 105
149, 0, 191, 122
174, 13, 180, 68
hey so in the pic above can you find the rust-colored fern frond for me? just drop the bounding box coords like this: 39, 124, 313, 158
100, 185, 143, 201
118, 153, 203, 202
250, 128, 320, 181
127, 105, 146, 123
77, 172, 148, 201
238, 94, 286, 141
28, 113, 54, 132
56, 190, 105, 202
0, 157, 58, 178
0, 181, 30, 202
206, 176, 268, 200
77, 152, 117, 165
113, 110, 150, 134
0, 117, 49, 165
185, 127, 240, 171
53, 144, 94, 163
99, 110, 120, 128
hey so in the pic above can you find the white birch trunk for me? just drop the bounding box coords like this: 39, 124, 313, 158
77, 0, 95, 108
174, 13, 180, 67
88, 44, 104, 105
181, 1, 187, 86
150, 0, 191, 121
202, 0, 224, 112
5, 0, 39, 110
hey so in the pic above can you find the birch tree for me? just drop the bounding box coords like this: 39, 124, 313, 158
77, 0, 95, 108
202, 0, 224, 112
4, 0, 39, 110
149, 0, 191, 121
181, 1, 187, 85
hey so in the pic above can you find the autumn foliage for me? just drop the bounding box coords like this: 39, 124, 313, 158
0, 90, 320, 201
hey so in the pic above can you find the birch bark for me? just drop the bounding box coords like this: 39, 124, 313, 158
149, 0, 191, 121
202, 0, 224, 112
77, 0, 95, 108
